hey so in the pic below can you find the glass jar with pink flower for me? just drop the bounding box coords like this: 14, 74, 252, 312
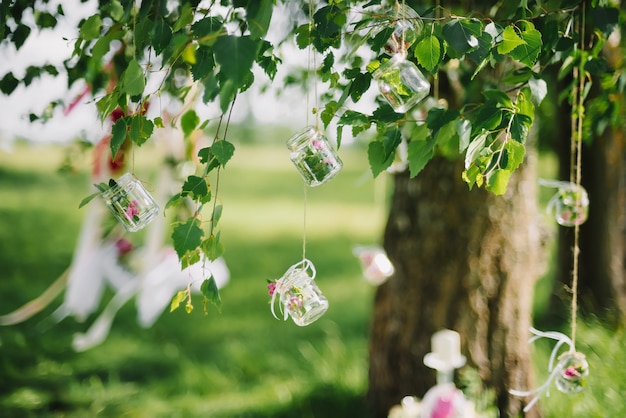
286, 126, 342, 187
101, 173, 159, 232
269, 259, 329, 326
555, 352, 589, 394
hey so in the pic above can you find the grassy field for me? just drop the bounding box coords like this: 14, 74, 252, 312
0, 136, 624, 417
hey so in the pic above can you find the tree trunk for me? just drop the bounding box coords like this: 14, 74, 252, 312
366, 153, 542, 417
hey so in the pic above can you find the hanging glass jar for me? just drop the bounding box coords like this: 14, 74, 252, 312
286, 126, 343, 187
383, 4, 423, 55
540, 179, 590, 226
373, 54, 431, 113
555, 352, 589, 394
102, 173, 159, 232
269, 259, 329, 326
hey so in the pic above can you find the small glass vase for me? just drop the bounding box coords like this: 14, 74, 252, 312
550, 184, 589, 227
555, 352, 589, 394
373, 54, 430, 113
102, 173, 159, 232
383, 4, 423, 55
286, 126, 342, 187
272, 259, 329, 326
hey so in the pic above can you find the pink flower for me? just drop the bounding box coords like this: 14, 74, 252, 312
115, 238, 133, 256
311, 139, 323, 150
564, 365, 581, 378
124, 200, 140, 220
267, 282, 276, 296
289, 296, 303, 309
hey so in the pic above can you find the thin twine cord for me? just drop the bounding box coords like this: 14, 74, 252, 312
570, 3, 586, 348
301, 0, 317, 260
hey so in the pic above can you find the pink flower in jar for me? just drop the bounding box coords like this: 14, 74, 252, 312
311, 139, 323, 150
289, 296, 303, 310
564, 365, 582, 378
125, 200, 140, 220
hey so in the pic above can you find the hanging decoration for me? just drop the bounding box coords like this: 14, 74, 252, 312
512, 4, 590, 410
268, 258, 329, 326
268, 0, 333, 326
100, 173, 160, 232
352, 245, 395, 285
509, 329, 589, 412
539, 179, 589, 227
373, 2, 430, 113
286, 126, 343, 187
382, 3, 422, 55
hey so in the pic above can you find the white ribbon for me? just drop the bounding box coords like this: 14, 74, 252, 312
270, 258, 316, 321
509, 327, 576, 412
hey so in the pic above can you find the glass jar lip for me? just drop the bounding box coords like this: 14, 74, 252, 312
373, 53, 407, 77
101, 172, 136, 198
286, 125, 318, 150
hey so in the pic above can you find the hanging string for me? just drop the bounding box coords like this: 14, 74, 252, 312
569, 2, 586, 348
301, 0, 317, 260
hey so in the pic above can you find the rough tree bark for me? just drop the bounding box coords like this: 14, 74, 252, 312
366, 152, 543, 417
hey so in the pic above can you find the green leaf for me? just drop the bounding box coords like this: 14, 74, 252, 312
202, 233, 224, 261
486, 168, 511, 195
483, 90, 513, 109
0, 72, 19, 94
212, 141, 235, 167
165, 192, 183, 210
426, 108, 459, 138
321, 100, 338, 128
509, 113, 532, 143
218, 79, 238, 113
497, 26, 525, 55
78, 192, 100, 208
11, 24, 31, 50
407, 136, 436, 178
505, 140, 525, 171
173, 3, 194, 32
110, 117, 128, 158
368, 141, 393, 178
212, 204, 223, 225
181, 109, 199, 138
414, 35, 442, 74
121, 59, 145, 97
152, 18, 172, 55
35, 11, 58, 29
502, 67, 534, 85
528, 77, 547, 104
192, 16, 224, 38
191, 46, 215, 81
79, 14, 102, 41
442, 19, 482, 55
509, 22, 542, 67
129, 114, 153, 146
200, 277, 222, 313
172, 218, 204, 260
457, 119, 472, 152
169, 290, 187, 312
465, 131, 488, 169
473, 105, 503, 132
182, 175, 209, 202
213, 35, 259, 88
247, 0, 273, 39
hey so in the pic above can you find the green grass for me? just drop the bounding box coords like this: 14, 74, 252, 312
0, 140, 623, 417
